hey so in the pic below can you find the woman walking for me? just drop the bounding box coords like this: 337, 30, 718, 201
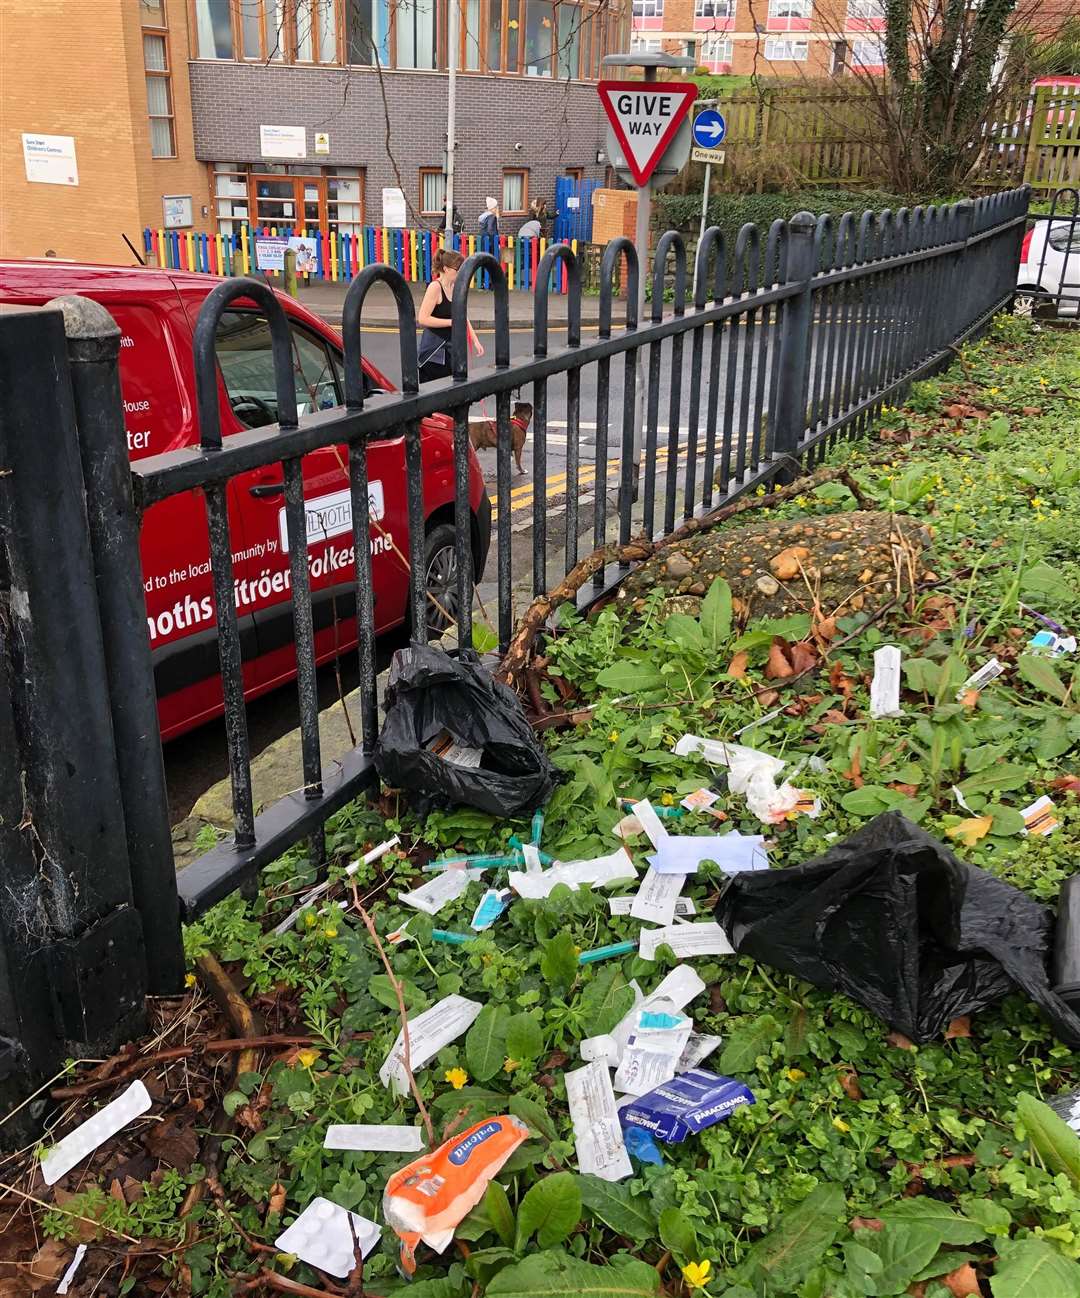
416, 248, 482, 383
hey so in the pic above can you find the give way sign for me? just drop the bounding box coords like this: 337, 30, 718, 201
597, 81, 698, 186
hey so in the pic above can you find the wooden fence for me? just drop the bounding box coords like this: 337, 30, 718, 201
671, 83, 1080, 196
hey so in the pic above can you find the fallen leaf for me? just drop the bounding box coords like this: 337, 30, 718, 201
851, 1216, 884, 1232
1021, 405, 1042, 416
813, 616, 838, 641
889, 783, 920, 797
820, 708, 849, 726
765, 638, 796, 679
543, 1050, 569, 1070
236, 1081, 274, 1135
1049, 774, 1080, 795
789, 641, 818, 674
24, 1239, 70, 1291
944, 1016, 972, 1040
958, 689, 980, 709
828, 660, 855, 701
727, 650, 749, 678
946, 815, 993, 848
709, 986, 727, 1014
144, 1109, 200, 1169
769, 545, 811, 581
838, 1068, 864, 1100
842, 747, 863, 788
941, 1263, 980, 1296
268, 1181, 287, 1217
886, 1031, 916, 1051
907, 1284, 927, 1298
756, 689, 780, 707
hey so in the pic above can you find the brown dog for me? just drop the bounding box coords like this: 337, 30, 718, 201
468, 401, 533, 475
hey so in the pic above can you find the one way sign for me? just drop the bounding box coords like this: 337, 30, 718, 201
598, 81, 697, 186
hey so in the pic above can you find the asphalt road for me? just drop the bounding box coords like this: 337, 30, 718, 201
164, 317, 794, 822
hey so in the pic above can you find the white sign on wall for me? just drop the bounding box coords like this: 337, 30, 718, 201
382, 187, 407, 228
163, 194, 193, 228
314, 131, 330, 155
22, 133, 79, 186
260, 124, 306, 159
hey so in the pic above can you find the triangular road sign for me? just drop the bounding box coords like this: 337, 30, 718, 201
598, 80, 698, 187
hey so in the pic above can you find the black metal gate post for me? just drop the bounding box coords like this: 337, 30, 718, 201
772, 211, 817, 475
49, 296, 184, 996
0, 306, 147, 1144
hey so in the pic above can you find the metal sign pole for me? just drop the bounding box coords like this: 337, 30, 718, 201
695, 162, 711, 297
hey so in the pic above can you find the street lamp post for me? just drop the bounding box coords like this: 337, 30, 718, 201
446, 0, 460, 236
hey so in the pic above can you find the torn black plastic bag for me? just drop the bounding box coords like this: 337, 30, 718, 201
714, 811, 1080, 1047
374, 643, 557, 817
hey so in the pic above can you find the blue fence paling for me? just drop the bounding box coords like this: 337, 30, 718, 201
554, 177, 597, 243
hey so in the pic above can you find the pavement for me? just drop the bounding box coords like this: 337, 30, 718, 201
297, 276, 607, 329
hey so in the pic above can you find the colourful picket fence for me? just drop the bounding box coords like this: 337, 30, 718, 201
141, 224, 578, 294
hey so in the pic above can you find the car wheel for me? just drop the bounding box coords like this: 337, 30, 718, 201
1014, 287, 1055, 319
423, 522, 461, 638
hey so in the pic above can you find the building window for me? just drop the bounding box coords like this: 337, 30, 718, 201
851, 34, 885, 64
396, 0, 437, 68
214, 163, 250, 234
632, 0, 663, 16
768, 0, 811, 16
630, 33, 661, 52
846, 0, 884, 16
566, 165, 585, 180
503, 169, 527, 214
194, 0, 234, 57
523, 0, 554, 75
327, 166, 364, 233
764, 35, 808, 58
420, 167, 446, 214
143, 27, 176, 157
695, 0, 735, 17
238, 0, 262, 56
557, 1, 582, 78
345, 0, 390, 62
141, 0, 166, 25
700, 33, 732, 62
464, 0, 481, 69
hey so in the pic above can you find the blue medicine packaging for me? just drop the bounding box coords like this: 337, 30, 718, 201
620, 1069, 755, 1143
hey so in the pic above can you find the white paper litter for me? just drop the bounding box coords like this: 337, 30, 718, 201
398, 867, 474, 915
40, 1080, 152, 1186
275, 1197, 381, 1277
629, 868, 686, 925
957, 657, 1003, 698
56, 1245, 87, 1295
629, 799, 668, 849
613, 813, 644, 840
613, 1001, 693, 1095
610, 895, 696, 918
508, 865, 578, 899
580, 1033, 620, 1066
610, 966, 706, 1062
869, 644, 903, 718
672, 733, 810, 826
521, 843, 543, 873
443, 743, 483, 768
681, 788, 720, 812
379, 995, 483, 1092
638, 921, 736, 961
1021, 794, 1060, 837
951, 785, 974, 814
678, 1032, 723, 1072
565, 1061, 633, 1181
563, 847, 638, 886
324, 1125, 426, 1152
647, 832, 767, 876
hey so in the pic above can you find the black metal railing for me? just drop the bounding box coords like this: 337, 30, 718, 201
1015, 187, 1080, 320
0, 187, 1028, 1134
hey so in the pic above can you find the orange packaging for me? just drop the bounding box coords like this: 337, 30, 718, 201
383, 1115, 529, 1276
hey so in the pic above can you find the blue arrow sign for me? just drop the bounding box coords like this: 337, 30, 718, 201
692, 109, 727, 148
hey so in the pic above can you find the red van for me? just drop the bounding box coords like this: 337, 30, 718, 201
0, 261, 491, 740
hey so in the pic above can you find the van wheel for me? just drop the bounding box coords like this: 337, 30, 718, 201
423, 522, 461, 638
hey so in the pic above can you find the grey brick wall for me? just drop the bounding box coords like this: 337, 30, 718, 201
188, 61, 610, 235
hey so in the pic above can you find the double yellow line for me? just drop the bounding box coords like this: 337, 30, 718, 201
489, 444, 689, 523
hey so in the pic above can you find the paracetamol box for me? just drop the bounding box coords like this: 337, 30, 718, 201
619, 1069, 755, 1143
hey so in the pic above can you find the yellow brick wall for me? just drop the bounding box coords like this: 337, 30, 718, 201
0, 0, 210, 264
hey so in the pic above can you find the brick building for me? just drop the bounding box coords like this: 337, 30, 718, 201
1, 0, 629, 265
630, 0, 1075, 80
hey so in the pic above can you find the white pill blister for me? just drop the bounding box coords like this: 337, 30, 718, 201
40, 1080, 152, 1186
275, 1197, 381, 1277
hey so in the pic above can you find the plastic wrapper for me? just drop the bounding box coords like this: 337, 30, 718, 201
715, 811, 1080, 1046
384, 1116, 529, 1275
374, 645, 556, 816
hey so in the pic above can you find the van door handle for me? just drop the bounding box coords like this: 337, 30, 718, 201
249, 482, 284, 498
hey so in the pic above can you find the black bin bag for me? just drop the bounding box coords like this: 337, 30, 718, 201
714, 811, 1080, 1047
373, 644, 557, 817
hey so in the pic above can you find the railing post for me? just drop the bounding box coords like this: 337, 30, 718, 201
0, 306, 147, 1144
48, 296, 185, 996
771, 210, 816, 476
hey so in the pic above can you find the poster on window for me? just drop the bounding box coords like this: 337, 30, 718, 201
22, 133, 78, 185
382, 187, 407, 228
260, 124, 306, 159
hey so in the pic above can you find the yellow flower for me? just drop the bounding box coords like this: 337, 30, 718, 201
609, 730, 619, 743
832, 1116, 851, 1133
297, 1049, 321, 1070
1031, 497, 1044, 508
503, 1058, 521, 1074
661, 792, 675, 806
445, 1067, 469, 1090
304, 912, 317, 928
323, 927, 338, 939
682, 1260, 712, 1290
184, 972, 197, 989
787, 1068, 806, 1082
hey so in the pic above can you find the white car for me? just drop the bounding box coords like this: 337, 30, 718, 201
1017, 219, 1080, 317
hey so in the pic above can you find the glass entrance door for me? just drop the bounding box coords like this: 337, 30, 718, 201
250, 174, 327, 236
